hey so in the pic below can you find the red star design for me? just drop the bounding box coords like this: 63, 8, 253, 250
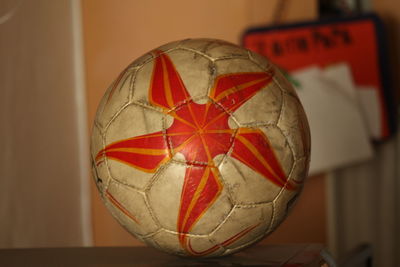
96, 51, 297, 255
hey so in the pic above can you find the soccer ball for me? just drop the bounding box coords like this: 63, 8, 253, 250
91, 38, 310, 257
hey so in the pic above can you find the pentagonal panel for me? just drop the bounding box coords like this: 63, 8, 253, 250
104, 180, 159, 236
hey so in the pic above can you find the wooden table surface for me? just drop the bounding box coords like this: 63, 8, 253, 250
0, 244, 334, 267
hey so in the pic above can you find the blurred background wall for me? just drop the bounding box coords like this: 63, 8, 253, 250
0, 0, 91, 247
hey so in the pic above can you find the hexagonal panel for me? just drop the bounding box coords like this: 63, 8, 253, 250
91, 156, 108, 194
180, 38, 248, 60
155, 40, 183, 53
143, 229, 186, 256
104, 104, 168, 189
127, 52, 154, 69
147, 162, 186, 232
179, 38, 226, 55
260, 125, 294, 177
132, 49, 213, 108
104, 180, 159, 236
166, 49, 213, 101
277, 93, 310, 159
105, 103, 166, 144
219, 157, 282, 205
228, 80, 282, 128
222, 234, 265, 256
131, 60, 153, 107
95, 68, 135, 128
147, 162, 233, 236
205, 41, 249, 59
273, 66, 299, 97
183, 235, 223, 257
190, 181, 233, 235
247, 50, 273, 71
214, 57, 263, 76
290, 157, 310, 183
269, 188, 299, 233
210, 204, 273, 251
90, 123, 104, 162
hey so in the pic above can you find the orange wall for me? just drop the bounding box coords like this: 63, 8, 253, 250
82, 0, 324, 246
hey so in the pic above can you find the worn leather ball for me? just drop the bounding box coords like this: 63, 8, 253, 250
91, 38, 311, 257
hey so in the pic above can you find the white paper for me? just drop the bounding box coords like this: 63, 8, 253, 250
356, 86, 381, 139
292, 64, 373, 175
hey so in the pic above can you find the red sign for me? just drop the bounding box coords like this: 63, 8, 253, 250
243, 14, 395, 140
